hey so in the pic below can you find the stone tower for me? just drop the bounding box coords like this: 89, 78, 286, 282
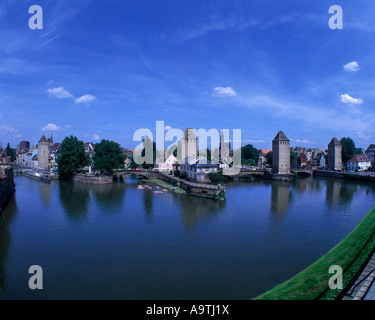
181, 128, 197, 162
328, 137, 342, 171
219, 129, 231, 159
272, 131, 290, 174
38, 135, 49, 170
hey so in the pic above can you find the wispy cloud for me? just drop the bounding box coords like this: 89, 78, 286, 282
212, 86, 237, 97
92, 134, 100, 141
290, 138, 313, 144
344, 61, 360, 72
340, 93, 363, 105
0, 124, 17, 133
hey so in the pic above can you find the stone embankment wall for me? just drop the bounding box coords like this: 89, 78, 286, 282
313, 170, 375, 183
0, 166, 15, 209
72, 174, 113, 184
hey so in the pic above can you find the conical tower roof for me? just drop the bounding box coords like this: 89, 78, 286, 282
183, 128, 196, 139
273, 131, 289, 141
329, 137, 341, 146
38, 135, 48, 143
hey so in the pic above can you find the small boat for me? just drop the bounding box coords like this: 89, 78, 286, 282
153, 191, 163, 194
163, 189, 168, 192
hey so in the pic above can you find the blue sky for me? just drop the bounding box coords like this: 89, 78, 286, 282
1, 0, 375, 150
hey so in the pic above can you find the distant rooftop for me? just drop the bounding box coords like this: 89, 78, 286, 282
348, 154, 371, 163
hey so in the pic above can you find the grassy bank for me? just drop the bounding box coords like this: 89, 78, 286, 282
143, 179, 186, 193
255, 205, 375, 300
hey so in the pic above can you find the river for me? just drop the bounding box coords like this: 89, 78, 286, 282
0, 175, 375, 300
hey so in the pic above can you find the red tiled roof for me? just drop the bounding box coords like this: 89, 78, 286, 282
259, 149, 272, 155
348, 154, 371, 163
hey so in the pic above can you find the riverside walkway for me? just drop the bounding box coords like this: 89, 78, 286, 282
342, 249, 375, 300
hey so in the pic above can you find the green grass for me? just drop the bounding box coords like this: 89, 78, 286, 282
255, 205, 375, 300
143, 179, 186, 192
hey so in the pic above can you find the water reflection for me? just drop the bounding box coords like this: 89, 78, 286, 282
270, 182, 291, 220
0, 194, 18, 292
59, 181, 91, 220
39, 184, 51, 208
143, 189, 154, 224
178, 194, 226, 231
325, 179, 357, 207
91, 182, 126, 213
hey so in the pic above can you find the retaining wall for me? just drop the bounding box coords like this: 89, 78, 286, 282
0, 166, 15, 209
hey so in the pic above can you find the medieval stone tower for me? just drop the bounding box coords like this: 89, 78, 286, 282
328, 137, 342, 171
181, 128, 197, 162
38, 135, 49, 170
272, 131, 290, 174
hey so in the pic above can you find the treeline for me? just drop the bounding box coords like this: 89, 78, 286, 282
57, 136, 124, 177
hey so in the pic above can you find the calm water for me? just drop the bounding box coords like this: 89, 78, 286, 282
1, 175, 375, 300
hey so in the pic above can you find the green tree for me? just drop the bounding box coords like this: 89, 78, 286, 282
265, 151, 273, 166
340, 137, 356, 164
57, 136, 88, 176
354, 148, 363, 155
141, 136, 157, 169
93, 139, 125, 173
129, 153, 140, 169
290, 150, 297, 165
241, 144, 259, 166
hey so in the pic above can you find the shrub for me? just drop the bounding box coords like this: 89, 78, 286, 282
180, 171, 187, 179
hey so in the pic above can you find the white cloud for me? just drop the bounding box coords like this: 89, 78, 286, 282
46, 87, 97, 105
340, 94, 363, 105
344, 61, 360, 72
46, 87, 74, 99
164, 125, 172, 131
243, 139, 265, 143
41, 123, 62, 132
75, 94, 96, 104
290, 138, 313, 144
92, 134, 100, 141
357, 132, 370, 140
212, 86, 238, 97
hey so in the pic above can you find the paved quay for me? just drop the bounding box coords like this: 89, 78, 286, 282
342, 250, 375, 300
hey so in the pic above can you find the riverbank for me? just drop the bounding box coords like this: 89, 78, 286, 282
0, 166, 15, 210
255, 205, 375, 300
